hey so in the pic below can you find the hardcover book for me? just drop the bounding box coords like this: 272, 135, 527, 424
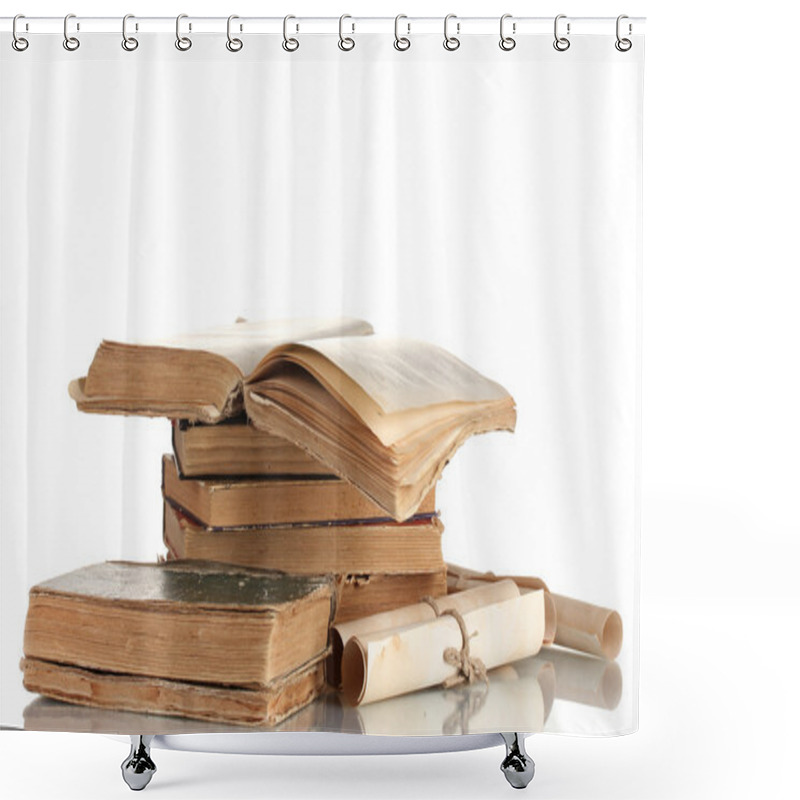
244, 336, 516, 520
22, 560, 336, 689
162, 500, 444, 575
172, 417, 330, 478
68, 317, 373, 423
161, 454, 435, 528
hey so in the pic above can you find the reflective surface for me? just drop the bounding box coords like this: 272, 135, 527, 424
15, 648, 624, 737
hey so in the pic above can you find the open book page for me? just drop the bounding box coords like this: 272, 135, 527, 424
292, 337, 511, 416
151, 317, 374, 377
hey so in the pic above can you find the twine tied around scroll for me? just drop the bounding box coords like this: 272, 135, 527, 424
422, 596, 489, 689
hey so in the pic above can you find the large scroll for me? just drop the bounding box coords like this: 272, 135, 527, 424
447, 563, 622, 660
340, 587, 546, 706
329, 580, 519, 687
550, 595, 623, 660
446, 563, 557, 645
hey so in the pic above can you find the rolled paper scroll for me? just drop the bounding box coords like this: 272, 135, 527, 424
446, 563, 621, 658
341, 588, 546, 706
446, 563, 556, 646
550, 595, 623, 660
329, 579, 520, 687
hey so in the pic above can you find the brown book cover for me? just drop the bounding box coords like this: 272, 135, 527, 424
162, 499, 444, 574
68, 317, 374, 423
331, 570, 447, 624
161, 454, 436, 528
172, 417, 332, 478
21, 654, 327, 727
22, 560, 335, 689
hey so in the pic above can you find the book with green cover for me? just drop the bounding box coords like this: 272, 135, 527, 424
23, 560, 336, 689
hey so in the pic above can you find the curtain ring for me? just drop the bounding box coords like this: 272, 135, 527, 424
443, 14, 460, 51
499, 14, 515, 51
226, 15, 243, 52
121, 14, 139, 51
615, 15, 632, 52
63, 13, 80, 51
553, 14, 570, 52
394, 14, 410, 51
282, 15, 299, 52
175, 14, 192, 51
12, 15, 29, 52
338, 14, 355, 51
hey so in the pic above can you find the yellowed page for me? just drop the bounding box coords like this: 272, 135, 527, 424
341, 589, 545, 706
154, 317, 374, 377
268, 337, 513, 446
299, 337, 511, 413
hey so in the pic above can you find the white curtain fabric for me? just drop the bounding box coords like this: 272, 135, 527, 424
0, 28, 643, 734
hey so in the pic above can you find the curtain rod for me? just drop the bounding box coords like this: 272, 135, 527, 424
1, 16, 646, 37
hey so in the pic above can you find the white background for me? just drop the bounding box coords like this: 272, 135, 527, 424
2, 1, 799, 799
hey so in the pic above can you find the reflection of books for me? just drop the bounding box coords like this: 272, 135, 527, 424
23, 689, 351, 734
172, 418, 330, 478
22, 561, 336, 725
244, 336, 515, 520
68, 317, 373, 423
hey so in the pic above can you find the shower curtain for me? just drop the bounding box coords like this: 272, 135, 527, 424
0, 17, 643, 737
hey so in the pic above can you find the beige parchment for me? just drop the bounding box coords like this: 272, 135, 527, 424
341, 589, 546, 706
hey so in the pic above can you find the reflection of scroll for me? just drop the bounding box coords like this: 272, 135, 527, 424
528, 647, 623, 710
344, 659, 555, 736
330, 580, 520, 687
341, 588, 546, 706
447, 564, 622, 660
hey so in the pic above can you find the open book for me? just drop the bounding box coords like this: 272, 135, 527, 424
68, 317, 373, 423
244, 336, 516, 520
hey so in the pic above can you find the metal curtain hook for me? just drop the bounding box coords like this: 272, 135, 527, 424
122, 14, 139, 51
226, 15, 243, 51
175, 14, 192, 50
615, 14, 632, 51
499, 13, 516, 51
12, 14, 29, 51
443, 14, 460, 51
553, 14, 570, 52
394, 14, 410, 51
63, 13, 80, 51
283, 15, 299, 51
339, 14, 355, 51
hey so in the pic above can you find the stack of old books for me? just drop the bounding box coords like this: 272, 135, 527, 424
163, 420, 446, 623
21, 317, 517, 726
